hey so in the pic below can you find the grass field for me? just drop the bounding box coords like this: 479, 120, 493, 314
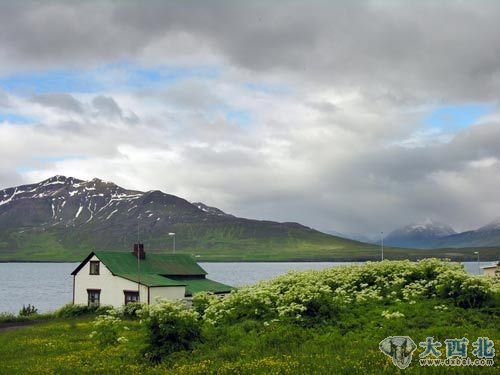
0, 301, 498, 374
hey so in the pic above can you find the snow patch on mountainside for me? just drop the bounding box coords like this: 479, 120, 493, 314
385, 219, 457, 249
477, 218, 500, 232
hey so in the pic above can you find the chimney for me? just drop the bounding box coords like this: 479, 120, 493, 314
132, 243, 145, 259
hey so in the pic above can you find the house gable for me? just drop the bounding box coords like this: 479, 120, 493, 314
71, 252, 97, 276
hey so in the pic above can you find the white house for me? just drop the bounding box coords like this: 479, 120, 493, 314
71, 244, 232, 308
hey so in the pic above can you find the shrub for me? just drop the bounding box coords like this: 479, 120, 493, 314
95, 305, 114, 316
192, 292, 218, 317
0, 312, 19, 323
201, 259, 499, 327
19, 304, 38, 317
54, 303, 114, 318
89, 311, 128, 347
453, 276, 497, 308
55, 304, 93, 317
120, 302, 144, 319
55, 304, 90, 317
139, 300, 202, 363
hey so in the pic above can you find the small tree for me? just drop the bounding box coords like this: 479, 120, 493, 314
19, 304, 38, 317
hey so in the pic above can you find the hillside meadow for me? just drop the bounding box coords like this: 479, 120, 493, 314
1, 224, 500, 262
0, 259, 498, 374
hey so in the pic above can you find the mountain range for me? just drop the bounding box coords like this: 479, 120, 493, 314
0, 175, 375, 261
1, 176, 499, 261
384, 219, 500, 249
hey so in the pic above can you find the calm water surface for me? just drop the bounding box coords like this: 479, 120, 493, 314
0, 261, 494, 314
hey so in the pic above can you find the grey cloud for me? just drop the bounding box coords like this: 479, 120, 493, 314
125, 111, 140, 125
91, 95, 140, 125
0, 90, 10, 108
160, 81, 221, 110
92, 95, 123, 118
308, 101, 338, 114
31, 93, 83, 113
0, 2, 121, 68
1, 2, 500, 101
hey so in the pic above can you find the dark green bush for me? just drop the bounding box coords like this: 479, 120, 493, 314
55, 304, 96, 318
139, 301, 202, 363
95, 305, 114, 316
19, 304, 38, 317
0, 312, 19, 323
120, 302, 144, 319
55, 304, 115, 318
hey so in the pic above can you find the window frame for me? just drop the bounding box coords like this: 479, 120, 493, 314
124, 290, 140, 305
87, 289, 101, 307
89, 261, 100, 275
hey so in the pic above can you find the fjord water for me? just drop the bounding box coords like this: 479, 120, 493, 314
0, 261, 494, 314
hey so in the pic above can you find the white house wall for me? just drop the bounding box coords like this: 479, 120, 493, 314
150, 286, 185, 302
74, 255, 185, 307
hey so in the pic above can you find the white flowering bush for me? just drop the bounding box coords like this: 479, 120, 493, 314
192, 292, 219, 317
138, 300, 202, 363
89, 310, 128, 347
199, 259, 499, 326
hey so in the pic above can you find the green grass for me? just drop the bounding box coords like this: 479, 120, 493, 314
0, 317, 146, 375
0, 301, 498, 374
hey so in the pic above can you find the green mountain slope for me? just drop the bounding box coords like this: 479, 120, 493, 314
1, 176, 499, 261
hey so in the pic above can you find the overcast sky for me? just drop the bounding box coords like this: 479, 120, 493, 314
1, 0, 500, 236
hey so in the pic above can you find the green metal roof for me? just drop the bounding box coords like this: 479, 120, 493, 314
182, 278, 233, 296
118, 273, 186, 287
93, 251, 207, 276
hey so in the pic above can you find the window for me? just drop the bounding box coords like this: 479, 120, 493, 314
124, 291, 139, 305
89, 261, 100, 275
87, 289, 101, 306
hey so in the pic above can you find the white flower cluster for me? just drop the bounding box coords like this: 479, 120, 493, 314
138, 299, 199, 325
381, 310, 405, 319
89, 311, 127, 346
196, 259, 499, 325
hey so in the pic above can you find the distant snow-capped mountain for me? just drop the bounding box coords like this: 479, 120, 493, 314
384, 219, 457, 249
